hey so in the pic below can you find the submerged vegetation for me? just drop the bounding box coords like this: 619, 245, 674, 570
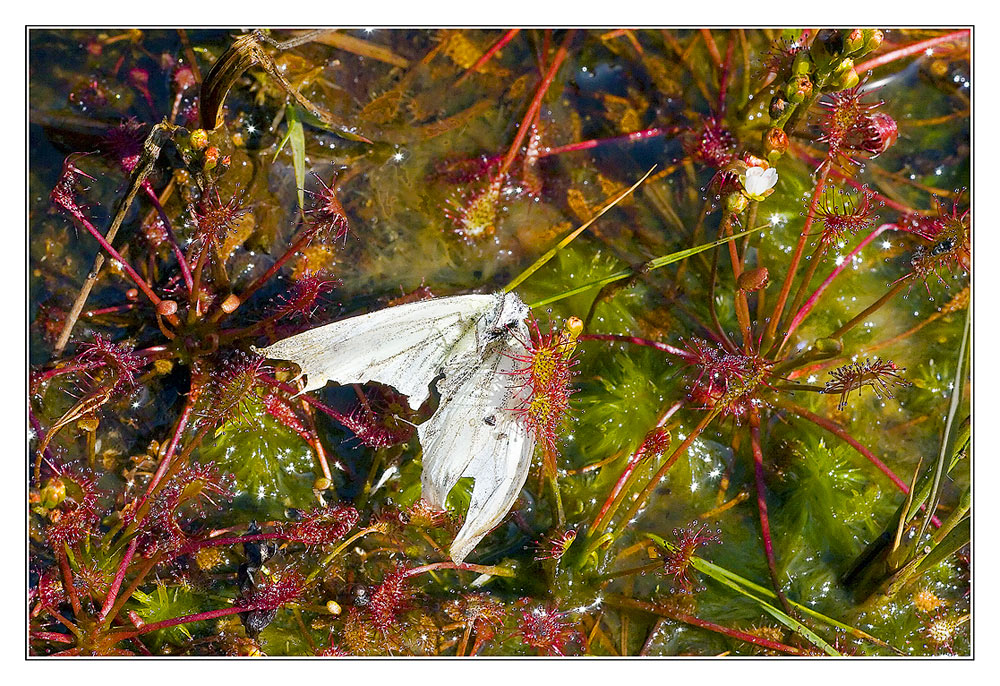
28, 28, 970, 656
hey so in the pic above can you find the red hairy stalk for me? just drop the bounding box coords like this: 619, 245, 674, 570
578, 333, 698, 362
776, 400, 922, 504
749, 411, 793, 614
455, 29, 521, 85
142, 183, 194, 292
542, 127, 676, 157
51, 157, 176, 323
590, 417, 676, 537
780, 223, 898, 349
614, 410, 720, 535
854, 30, 971, 73
764, 166, 829, 350
497, 30, 576, 178
98, 537, 140, 621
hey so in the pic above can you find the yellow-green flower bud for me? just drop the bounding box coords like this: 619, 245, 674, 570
844, 29, 865, 55
40, 477, 66, 510
189, 129, 209, 150
863, 29, 884, 55
791, 51, 813, 75
786, 75, 813, 104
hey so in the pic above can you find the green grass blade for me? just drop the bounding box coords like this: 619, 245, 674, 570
527, 224, 764, 309
689, 556, 894, 650
690, 557, 840, 655
914, 307, 970, 547
504, 167, 656, 294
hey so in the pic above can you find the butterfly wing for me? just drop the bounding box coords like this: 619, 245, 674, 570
418, 336, 535, 563
257, 294, 496, 410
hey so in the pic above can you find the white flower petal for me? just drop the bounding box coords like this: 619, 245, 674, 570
743, 166, 778, 197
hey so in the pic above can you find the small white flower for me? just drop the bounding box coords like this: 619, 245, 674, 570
742, 166, 778, 200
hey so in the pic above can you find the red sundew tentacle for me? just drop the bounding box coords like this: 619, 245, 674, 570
781, 223, 898, 348
52, 161, 173, 319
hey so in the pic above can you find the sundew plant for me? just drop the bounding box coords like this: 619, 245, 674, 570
28, 28, 970, 657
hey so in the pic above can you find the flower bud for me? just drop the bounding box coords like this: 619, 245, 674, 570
40, 477, 67, 509
791, 51, 813, 75
763, 128, 789, 162
785, 75, 813, 104
814, 337, 843, 356
221, 294, 241, 314
737, 266, 770, 291
189, 129, 209, 150
203, 146, 220, 171
844, 29, 865, 55
157, 299, 178, 316
726, 191, 749, 214
313, 477, 332, 491
832, 67, 860, 91
863, 29, 884, 55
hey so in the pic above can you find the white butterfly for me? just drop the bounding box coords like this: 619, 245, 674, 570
256, 291, 535, 563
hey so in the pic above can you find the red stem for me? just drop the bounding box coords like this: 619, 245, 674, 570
56, 548, 82, 617
99, 537, 140, 621
578, 333, 696, 361
780, 223, 898, 348
60, 203, 172, 318
111, 605, 248, 640
750, 412, 793, 615
236, 224, 319, 306
31, 631, 76, 645
541, 127, 676, 157
718, 34, 735, 114
455, 29, 521, 85
497, 30, 576, 178
143, 182, 194, 292
589, 402, 682, 534
855, 30, 970, 74
764, 166, 829, 348
138, 400, 193, 506
604, 595, 807, 655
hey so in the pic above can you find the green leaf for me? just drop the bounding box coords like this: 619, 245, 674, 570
274, 105, 307, 213
527, 224, 766, 309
